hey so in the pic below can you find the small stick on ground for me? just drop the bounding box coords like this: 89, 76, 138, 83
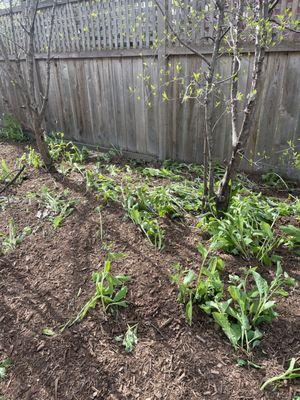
0, 165, 25, 194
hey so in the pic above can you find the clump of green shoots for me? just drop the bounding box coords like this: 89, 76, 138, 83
280, 224, 300, 256
204, 262, 295, 353
19, 146, 43, 169
115, 324, 138, 352
123, 188, 165, 249
0, 219, 31, 254
34, 187, 79, 229
46, 132, 89, 164
172, 243, 295, 353
202, 193, 283, 265
85, 169, 121, 202
0, 160, 11, 184
62, 253, 130, 330
171, 243, 225, 325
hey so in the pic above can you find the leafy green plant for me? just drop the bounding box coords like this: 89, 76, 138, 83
134, 185, 183, 219
205, 263, 295, 353
171, 244, 225, 325
46, 132, 89, 164
0, 160, 11, 184
203, 193, 283, 265
169, 181, 204, 213
141, 167, 181, 181
0, 219, 31, 254
0, 114, 26, 142
63, 254, 130, 330
280, 225, 300, 255
115, 324, 138, 352
20, 146, 43, 169
35, 187, 78, 228
85, 169, 120, 202
123, 190, 164, 249
260, 358, 300, 390
0, 358, 13, 380
162, 159, 204, 176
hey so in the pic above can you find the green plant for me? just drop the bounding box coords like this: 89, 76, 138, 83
260, 358, 300, 390
46, 132, 89, 164
20, 146, 43, 169
85, 169, 120, 202
280, 225, 300, 255
262, 171, 289, 189
204, 193, 283, 265
35, 187, 78, 228
169, 181, 204, 213
206, 263, 295, 353
123, 189, 164, 249
0, 358, 12, 380
162, 159, 204, 176
141, 167, 181, 181
0, 160, 11, 184
115, 324, 138, 352
134, 185, 183, 219
171, 244, 225, 325
63, 254, 130, 329
0, 219, 31, 254
0, 114, 26, 142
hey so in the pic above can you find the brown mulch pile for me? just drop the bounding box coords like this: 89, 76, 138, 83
0, 142, 299, 400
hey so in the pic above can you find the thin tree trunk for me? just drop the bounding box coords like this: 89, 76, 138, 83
203, 0, 226, 200
216, 0, 269, 214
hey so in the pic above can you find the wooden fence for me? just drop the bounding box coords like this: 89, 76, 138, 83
0, 0, 300, 178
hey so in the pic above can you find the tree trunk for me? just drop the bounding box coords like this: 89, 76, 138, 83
203, 0, 226, 201
33, 120, 53, 170
216, 0, 269, 214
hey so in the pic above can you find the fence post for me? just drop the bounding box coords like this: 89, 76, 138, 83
157, 0, 168, 160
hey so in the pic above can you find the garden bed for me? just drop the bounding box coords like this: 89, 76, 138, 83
0, 141, 299, 400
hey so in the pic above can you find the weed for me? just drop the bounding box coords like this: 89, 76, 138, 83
260, 358, 300, 390
0, 219, 31, 254
46, 132, 89, 164
171, 244, 225, 325
169, 181, 204, 213
205, 263, 295, 353
0, 358, 12, 380
203, 193, 283, 265
97, 147, 122, 163
35, 187, 78, 228
162, 159, 204, 176
115, 324, 138, 352
0, 114, 27, 142
132, 185, 183, 219
0, 160, 11, 184
123, 189, 164, 249
63, 254, 130, 329
141, 167, 181, 181
85, 169, 120, 202
280, 225, 300, 255
42, 328, 56, 337
20, 146, 43, 169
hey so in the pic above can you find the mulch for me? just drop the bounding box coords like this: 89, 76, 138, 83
0, 142, 299, 400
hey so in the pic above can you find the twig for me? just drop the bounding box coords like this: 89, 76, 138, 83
0, 165, 25, 194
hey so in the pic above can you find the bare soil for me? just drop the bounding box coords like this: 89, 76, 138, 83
0, 142, 299, 400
